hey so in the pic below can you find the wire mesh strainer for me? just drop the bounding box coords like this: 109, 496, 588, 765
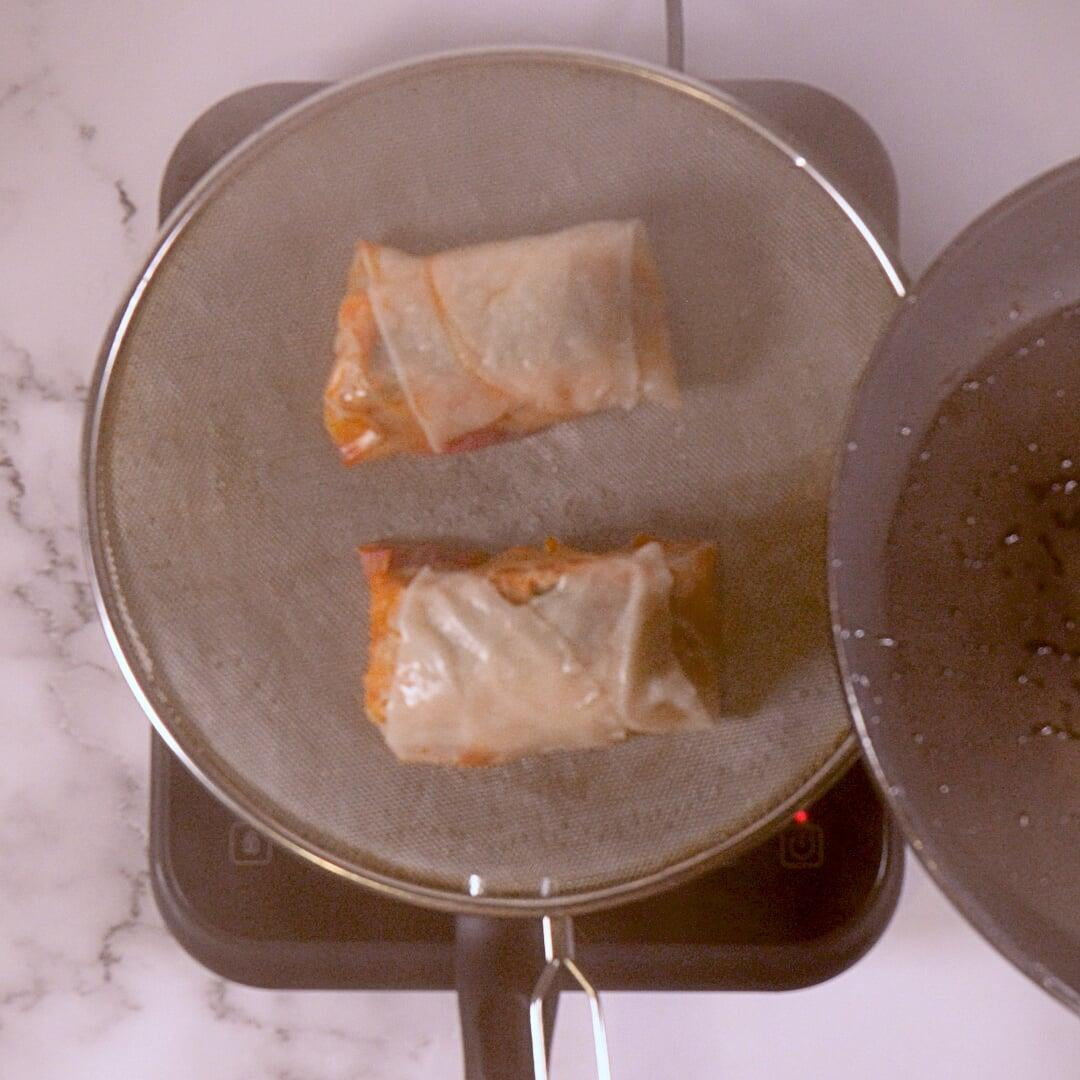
84, 46, 903, 1077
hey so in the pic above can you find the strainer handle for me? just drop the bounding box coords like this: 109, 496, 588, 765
456, 915, 559, 1079
529, 917, 611, 1080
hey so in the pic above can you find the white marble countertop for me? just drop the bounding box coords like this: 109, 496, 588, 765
2, 1, 1079, 1076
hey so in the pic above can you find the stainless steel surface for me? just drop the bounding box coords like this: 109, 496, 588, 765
830, 158, 1080, 1013
530, 917, 610, 1080
84, 48, 902, 914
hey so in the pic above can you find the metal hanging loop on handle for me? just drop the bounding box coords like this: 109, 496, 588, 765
665, 0, 685, 72
529, 917, 611, 1080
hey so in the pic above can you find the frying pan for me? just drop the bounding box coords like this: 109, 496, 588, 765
83, 48, 903, 1076
830, 158, 1080, 1015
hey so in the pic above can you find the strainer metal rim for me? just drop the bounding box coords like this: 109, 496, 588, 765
82, 45, 905, 916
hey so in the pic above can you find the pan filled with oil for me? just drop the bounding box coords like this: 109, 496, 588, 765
830, 158, 1080, 1014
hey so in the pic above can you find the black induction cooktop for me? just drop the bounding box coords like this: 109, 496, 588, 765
148, 77, 903, 994
151, 731, 901, 991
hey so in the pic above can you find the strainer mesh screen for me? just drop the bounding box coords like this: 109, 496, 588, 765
92, 54, 898, 903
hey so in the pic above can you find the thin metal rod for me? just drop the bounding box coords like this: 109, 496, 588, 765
665, 0, 685, 72
530, 965, 559, 1079
530, 916, 612, 1080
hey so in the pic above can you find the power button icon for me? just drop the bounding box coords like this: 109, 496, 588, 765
779, 820, 825, 869
228, 821, 274, 866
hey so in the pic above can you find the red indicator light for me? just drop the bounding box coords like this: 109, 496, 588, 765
793, 809, 809, 825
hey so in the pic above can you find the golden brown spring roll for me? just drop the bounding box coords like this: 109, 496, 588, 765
325, 221, 679, 464
360, 537, 719, 766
